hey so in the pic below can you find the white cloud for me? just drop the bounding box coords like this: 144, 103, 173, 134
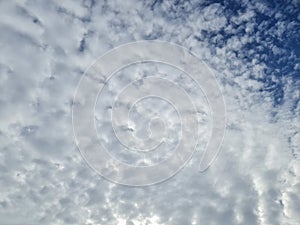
0, 0, 299, 224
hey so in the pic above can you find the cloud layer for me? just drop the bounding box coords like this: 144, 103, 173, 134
0, 0, 299, 224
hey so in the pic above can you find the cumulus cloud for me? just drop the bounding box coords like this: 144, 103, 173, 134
0, 0, 299, 224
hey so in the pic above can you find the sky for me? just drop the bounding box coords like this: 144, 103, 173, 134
0, 0, 300, 224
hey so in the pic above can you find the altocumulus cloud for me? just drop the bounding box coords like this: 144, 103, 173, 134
0, 0, 299, 224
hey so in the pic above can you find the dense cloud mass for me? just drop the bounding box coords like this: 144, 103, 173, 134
0, 0, 299, 224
